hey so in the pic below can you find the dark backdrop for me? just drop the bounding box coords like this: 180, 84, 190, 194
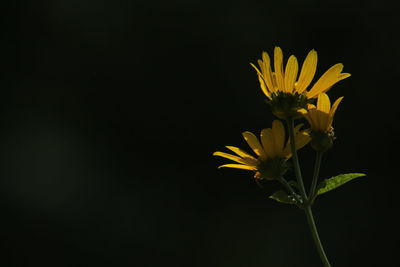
1, 0, 399, 266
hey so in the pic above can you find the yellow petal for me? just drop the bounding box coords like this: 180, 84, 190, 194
283, 130, 311, 158
218, 164, 257, 171
307, 63, 350, 98
320, 73, 351, 94
272, 120, 285, 155
250, 62, 263, 82
284, 55, 298, 93
297, 108, 308, 115
307, 63, 343, 97
257, 73, 271, 98
271, 72, 278, 88
317, 93, 331, 113
316, 93, 331, 131
316, 110, 330, 132
261, 52, 276, 92
213, 151, 253, 165
296, 49, 318, 94
283, 123, 302, 156
337, 72, 351, 80
304, 110, 319, 131
274, 46, 285, 92
242, 131, 266, 158
250, 63, 271, 99
295, 130, 311, 150
225, 146, 258, 165
250, 62, 262, 76
307, 104, 316, 110
225, 146, 256, 160
327, 96, 344, 129
260, 128, 275, 158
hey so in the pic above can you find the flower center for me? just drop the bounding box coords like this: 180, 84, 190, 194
268, 92, 313, 120
257, 157, 290, 180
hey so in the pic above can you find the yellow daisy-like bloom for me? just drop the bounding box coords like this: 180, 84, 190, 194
303, 93, 343, 152
304, 93, 343, 133
250, 47, 350, 119
213, 120, 310, 180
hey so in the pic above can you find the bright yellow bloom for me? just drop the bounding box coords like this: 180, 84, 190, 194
251, 47, 351, 99
213, 120, 310, 180
250, 47, 350, 119
304, 93, 343, 133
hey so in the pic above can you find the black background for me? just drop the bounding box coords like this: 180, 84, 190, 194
1, 0, 399, 266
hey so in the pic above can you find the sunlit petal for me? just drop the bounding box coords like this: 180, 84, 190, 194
284, 55, 298, 93
261, 52, 275, 92
328, 96, 344, 129
218, 164, 257, 171
242, 131, 266, 158
296, 49, 318, 93
213, 151, 254, 165
317, 93, 331, 113
274, 46, 285, 92
225, 146, 256, 160
307, 64, 350, 98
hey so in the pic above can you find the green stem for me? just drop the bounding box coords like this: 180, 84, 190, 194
304, 206, 332, 267
286, 118, 331, 266
279, 178, 302, 204
286, 118, 308, 202
309, 152, 323, 202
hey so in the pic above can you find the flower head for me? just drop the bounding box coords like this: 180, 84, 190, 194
303, 93, 343, 152
213, 120, 310, 180
304, 93, 343, 133
251, 47, 350, 119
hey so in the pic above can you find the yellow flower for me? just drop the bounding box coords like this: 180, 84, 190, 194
304, 93, 343, 133
250, 47, 350, 119
303, 93, 343, 152
213, 120, 310, 180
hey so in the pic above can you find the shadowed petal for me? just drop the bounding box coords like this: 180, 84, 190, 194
261, 128, 275, 158
272, 120, 285, 155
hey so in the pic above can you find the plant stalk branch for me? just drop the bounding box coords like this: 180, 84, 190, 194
309, 151, 323, 202
286, 118, 308, 202
304, 206, 332, 267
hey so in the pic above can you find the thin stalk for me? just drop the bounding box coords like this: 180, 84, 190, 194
279, 178, 302, 204
309, 151, 323, 202
286, 118, 308, 202
286, 118, 331, 266
304, 206, 332, 267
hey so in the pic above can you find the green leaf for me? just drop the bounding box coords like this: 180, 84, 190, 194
269, 190, 296, 204
317, 173, 366, 196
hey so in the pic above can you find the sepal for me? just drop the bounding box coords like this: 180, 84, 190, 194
269, 190, 297, 204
